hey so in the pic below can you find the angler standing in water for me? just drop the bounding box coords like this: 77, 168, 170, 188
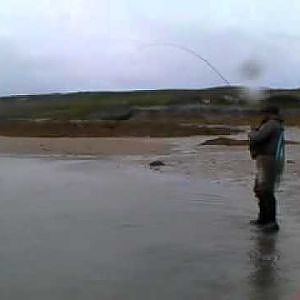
248, 105, 285, 232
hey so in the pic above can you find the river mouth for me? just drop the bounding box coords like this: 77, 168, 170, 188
0, 157, 300, 299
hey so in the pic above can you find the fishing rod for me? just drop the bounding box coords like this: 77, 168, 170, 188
142, 42, 231, 86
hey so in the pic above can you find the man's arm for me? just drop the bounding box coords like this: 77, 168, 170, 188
248, 120, 276, 143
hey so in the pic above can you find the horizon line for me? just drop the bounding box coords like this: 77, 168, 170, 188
2, 85, 299, 98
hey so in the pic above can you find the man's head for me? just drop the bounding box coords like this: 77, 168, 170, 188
260, 105, 280, 120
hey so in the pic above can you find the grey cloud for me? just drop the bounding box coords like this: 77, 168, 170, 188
1, 13, 300, 96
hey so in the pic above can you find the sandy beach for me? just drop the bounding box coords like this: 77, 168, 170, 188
0, 136, 170, 156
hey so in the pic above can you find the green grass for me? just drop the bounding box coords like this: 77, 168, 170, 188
1, 87, 300, 120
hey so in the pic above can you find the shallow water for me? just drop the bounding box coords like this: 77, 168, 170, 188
0, 157, 300, 299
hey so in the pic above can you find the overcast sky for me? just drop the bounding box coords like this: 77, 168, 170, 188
1, 0, 300, 96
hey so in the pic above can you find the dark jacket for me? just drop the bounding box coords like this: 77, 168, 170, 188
249, 117, 284, 158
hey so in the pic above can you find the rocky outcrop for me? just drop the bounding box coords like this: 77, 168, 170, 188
201, 137, 299, 146
201, 137, 248, 146
149, 160, 165, 168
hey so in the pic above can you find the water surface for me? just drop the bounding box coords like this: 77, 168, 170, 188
0, 157, 299, 299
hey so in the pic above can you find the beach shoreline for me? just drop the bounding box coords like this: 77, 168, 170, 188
0, 136, 171, 156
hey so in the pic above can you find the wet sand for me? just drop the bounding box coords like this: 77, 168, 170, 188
0, 128, 300, 299
0, 137, 169, 156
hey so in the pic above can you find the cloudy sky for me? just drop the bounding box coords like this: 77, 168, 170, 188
1, 0, 300, 96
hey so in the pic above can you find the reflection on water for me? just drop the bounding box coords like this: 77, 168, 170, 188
0, 157, 300, 299
249, 231, 281, 300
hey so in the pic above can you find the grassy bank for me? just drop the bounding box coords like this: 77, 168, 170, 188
0, 120, 243, 137
0, 115, 299, 137
1, 86, 300, 121
0, 87, 299, 137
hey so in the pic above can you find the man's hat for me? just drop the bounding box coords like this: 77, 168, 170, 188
260, 105, 280, 115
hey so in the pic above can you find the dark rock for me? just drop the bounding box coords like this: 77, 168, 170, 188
287, 160, 295, 164
286, 140, 300, 145
149, 160, 165, 167
201, 137, 300, 146
201, 137, 248, 146
88, 105, 133, 121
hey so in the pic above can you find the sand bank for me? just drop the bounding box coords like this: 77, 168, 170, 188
0, 137, 170, 156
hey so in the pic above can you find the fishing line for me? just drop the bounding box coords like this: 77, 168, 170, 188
141, 42, 231, 86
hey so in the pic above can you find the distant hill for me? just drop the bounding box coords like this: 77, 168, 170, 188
0, 86, 300, 121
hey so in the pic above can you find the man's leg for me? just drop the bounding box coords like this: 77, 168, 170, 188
251, 156, 277, 227
267, 192, 276, 223
260, 190, 279, 232
259, 191, 275, 222
262, 157, 279, 230
258, 193, 268, 223
251, 179, 268, 225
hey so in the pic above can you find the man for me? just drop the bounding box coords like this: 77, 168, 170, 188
248, 105, 285, 232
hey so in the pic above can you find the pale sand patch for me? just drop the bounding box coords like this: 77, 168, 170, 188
0, 137, 170, 156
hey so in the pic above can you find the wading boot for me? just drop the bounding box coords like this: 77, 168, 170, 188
250, 198, 267, 226
261, 222, 280, 233
261, 192, 279, 232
